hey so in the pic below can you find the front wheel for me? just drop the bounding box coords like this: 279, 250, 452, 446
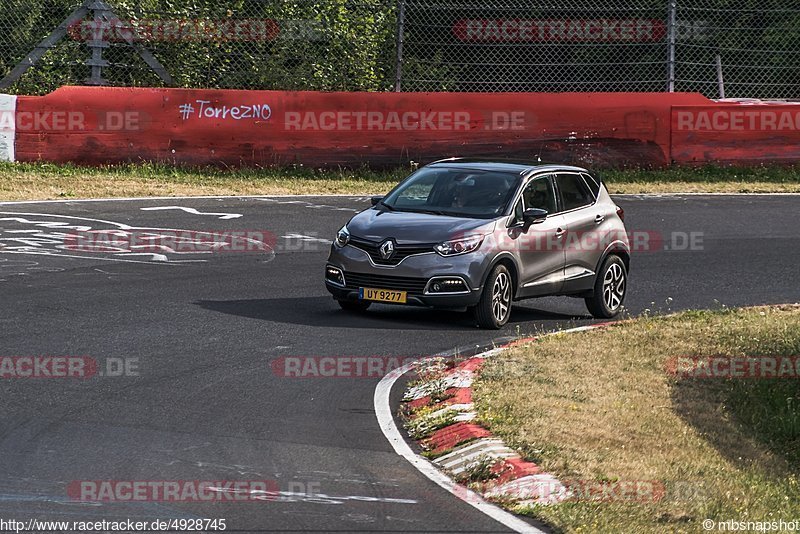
585, 255, 627, 319
474, 264, 513, 329
337, 299, 371, 312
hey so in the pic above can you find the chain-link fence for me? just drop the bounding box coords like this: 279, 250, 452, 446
402, 0, 669, 92
401, 0, 800, 98
1, 0, 798, 98
672, 1, 800, 99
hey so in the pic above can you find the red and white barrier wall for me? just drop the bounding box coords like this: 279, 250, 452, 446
1, 86, 798, 168
672, 103, 800, 165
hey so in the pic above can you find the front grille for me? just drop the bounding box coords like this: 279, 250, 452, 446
349, 236, 435, 266
344, 271, 428, 295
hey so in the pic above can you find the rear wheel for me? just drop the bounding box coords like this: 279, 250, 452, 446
585, 255, 627, 318
337, 299, 371, 312
474, 264, 512, 329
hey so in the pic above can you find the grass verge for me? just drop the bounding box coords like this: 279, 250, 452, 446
473, 305, 800, 533
0, 162, 798, 201
0, 162, 407, 201
601, 166, 800, 194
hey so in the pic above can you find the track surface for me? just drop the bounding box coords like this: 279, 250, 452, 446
0, 194, 798, 533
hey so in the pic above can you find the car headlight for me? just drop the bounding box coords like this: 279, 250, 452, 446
434, 235, 484, 256
334, 225, 350, 248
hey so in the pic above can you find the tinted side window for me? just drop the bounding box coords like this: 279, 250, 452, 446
522, 176, 557, 214
581, 173, 601, 199
556, 173, 594, 211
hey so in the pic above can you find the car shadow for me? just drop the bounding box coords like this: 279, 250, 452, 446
670, 378, 798, 476
195, 296, 590, 331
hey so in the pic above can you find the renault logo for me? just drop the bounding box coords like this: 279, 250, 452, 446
379, 239, 395, 260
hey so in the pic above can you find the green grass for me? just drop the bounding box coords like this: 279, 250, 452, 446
600, 165, 800, 193
472, 305, 800, 533
0, 162, 798, 201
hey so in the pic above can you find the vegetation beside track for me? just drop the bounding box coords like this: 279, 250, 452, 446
473, 305, 800, 533
1, 162, 798, 201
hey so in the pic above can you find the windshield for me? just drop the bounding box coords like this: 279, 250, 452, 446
381, 167, 521, 219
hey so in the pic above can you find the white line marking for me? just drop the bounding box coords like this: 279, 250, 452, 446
0, 194, 371, 205
259, 198, 360, 213
374, 364, 546, 534
281, 233, 333, 244
206, 485, 418, 505
0, 249, 187, 265
140, 206, 242, 219
0, 212, 273, 264
116, 252, 169, 262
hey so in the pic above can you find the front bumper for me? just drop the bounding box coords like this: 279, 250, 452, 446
324, 244, 486, 308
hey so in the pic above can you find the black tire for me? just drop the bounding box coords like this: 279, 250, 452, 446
585, 255, 627, 319
474, 264, 513, 329
337, 299, 371, 312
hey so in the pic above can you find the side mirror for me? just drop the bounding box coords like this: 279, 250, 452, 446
370, 196, 383, 207
523, 208, 548, 224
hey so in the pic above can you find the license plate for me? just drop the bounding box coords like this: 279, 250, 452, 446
359, 287, 407, 303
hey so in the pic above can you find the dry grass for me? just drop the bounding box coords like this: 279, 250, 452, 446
601, 165, 800, 194
0, 162, 798, 201
473, 305, 800, 533
604, 181, 800, 194
0, 162, 404, 201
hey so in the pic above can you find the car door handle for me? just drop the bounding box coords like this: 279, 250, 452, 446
595, 214, 605, 224
554, 228, 565, 238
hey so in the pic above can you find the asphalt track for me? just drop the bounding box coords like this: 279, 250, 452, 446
0, 194, 798, 533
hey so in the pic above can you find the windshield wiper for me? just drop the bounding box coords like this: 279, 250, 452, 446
380, 205, 453, 217
412, 209, 450, 216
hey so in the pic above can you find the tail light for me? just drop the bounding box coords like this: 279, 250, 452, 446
616, 206, 625, 221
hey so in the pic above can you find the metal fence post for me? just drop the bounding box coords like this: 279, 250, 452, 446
666, 0, 677, 92
716, 54, 725, 99
394, 0, 406, 92
86, 1, 112, 85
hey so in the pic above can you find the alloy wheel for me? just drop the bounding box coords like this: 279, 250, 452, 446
491, 271, 511, 323
603, 263, 625, 311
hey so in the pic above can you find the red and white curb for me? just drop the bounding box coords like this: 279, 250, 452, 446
374, 324, 613, 534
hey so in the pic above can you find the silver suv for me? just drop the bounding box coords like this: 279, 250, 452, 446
324, 159, 630, 329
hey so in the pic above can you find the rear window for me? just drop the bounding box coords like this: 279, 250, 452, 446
581, 173, 601, 199
555, 173, 594, 212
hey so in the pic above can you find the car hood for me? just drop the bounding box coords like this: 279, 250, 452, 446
347, 209, 496, 244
